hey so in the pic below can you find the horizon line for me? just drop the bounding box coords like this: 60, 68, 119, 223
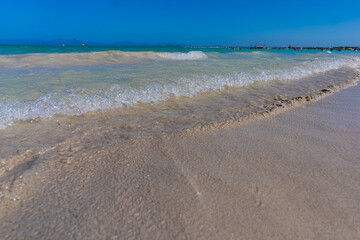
0, 44, 359, 49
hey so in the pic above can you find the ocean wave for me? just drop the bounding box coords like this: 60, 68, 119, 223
154, 51, 208, 60
1, 57, 359, 129
0, 50, 207, 68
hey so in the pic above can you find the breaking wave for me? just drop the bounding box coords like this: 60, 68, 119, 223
1, 57, 359, 129
0, 50, 208, 68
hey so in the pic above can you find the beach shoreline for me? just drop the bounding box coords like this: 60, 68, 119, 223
1, 81, 359, 239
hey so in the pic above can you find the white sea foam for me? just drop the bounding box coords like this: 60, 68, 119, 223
1, 57, 359, 129
0, 51, 207, 68
153, 51, 208, 60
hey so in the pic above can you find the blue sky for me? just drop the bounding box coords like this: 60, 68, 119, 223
0, 0, 359, 46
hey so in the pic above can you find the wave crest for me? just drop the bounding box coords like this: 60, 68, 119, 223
0, 50, 207, 68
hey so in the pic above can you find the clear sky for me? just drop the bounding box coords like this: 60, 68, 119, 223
0, 0, 359, 46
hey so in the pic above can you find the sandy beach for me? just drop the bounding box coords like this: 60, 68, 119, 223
0, 81, 359, 239
1, 0, 360, 238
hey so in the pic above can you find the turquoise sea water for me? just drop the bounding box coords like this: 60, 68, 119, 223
0, 46, 359, 129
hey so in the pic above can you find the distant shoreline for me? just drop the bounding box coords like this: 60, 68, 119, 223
0, 44, 359, 52
189, 46, 360, 51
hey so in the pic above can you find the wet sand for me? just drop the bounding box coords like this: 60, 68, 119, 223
1, 84, 360, 239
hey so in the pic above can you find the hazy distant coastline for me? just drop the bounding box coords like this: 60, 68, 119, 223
0, 39, 359, 51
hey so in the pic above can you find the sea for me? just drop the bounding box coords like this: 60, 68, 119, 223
0, 46, 359, 158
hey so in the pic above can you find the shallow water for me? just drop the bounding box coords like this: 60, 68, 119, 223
0, 47, 359, 129
0, 46, 360, 202
0, 47, 359, 155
